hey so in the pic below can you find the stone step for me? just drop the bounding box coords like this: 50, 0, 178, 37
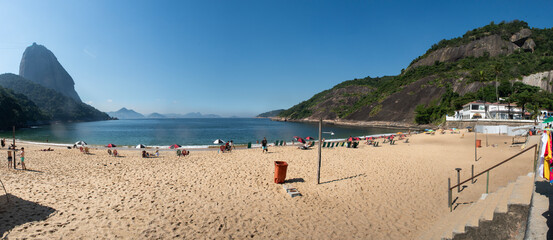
419, 204, 469, 240
507, 172, 534, 206
447, 193, 497, 238
494, 181, 517, 214
418, 173, 533, 240
478, 186, 505, 222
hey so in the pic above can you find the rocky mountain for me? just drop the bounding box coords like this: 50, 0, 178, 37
257, 109, 285, 118
107, 108, 145, 119
0, 74, 110, 121
278, 21, 553, 126
19, 43, 82, 102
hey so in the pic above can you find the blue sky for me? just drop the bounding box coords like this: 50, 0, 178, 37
0, 1, 552, 117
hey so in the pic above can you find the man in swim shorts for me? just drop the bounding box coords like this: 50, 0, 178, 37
261, 137, 268, 153
20, 147, 26, 170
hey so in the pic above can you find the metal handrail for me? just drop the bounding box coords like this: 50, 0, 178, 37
449, 144, 537, 190
448, 143, 538, 211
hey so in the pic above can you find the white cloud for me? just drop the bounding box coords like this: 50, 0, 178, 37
83, 47, 96, 58
107, 99, 113, 103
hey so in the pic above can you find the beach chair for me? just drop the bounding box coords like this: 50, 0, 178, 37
340, 142, 345, 147
310, 141, 315, 147
346, 142, 351, 148
353, 142, 359, 148
177, 149, 182, 156
247, 142, 252, 148
274, 141, 279, 146
404, 138, 409, 143
321, 142, 326, 148
390, 140, 395, 145
373, 141, 379, 147
280, 140, 284, 146
330, 142, 335, 148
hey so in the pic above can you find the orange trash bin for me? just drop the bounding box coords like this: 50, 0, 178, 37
274, 161, 288, 184
476, 139, 481, 148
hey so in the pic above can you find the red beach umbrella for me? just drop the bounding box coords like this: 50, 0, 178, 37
106, 143, 116, 148
296, 138, 306, 144
293, 136, 301, 140
170, 144, 182, 149
305, 137, 315, 140
347, 137, 353, 141
353, 137, 361, 141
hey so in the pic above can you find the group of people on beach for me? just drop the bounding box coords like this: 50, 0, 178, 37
3, 138, 25, 170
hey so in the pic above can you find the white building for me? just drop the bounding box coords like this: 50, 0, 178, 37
450, 101, 524, 120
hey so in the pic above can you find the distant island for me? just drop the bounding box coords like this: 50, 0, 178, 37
107, 108, 222, 119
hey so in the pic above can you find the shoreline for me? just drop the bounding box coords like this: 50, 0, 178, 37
11, 129, 404, 151
267, 117, 433, 129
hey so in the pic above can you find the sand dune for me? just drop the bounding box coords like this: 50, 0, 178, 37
0, 131, 534, 239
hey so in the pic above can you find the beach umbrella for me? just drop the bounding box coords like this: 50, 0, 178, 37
305, 136, 314, 140
213, 139, 225, 144
170, 144, 182, 149
397, 132, 402, 135
106, 143, 116, 148
347, 137, 353, 141
296, 137, 306, 143
75, 141, 87, 146
352, 137, 361, 141
543, 117, 553, 124
136, 144, 146, 149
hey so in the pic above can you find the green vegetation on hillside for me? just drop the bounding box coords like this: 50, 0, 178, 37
279, 21, 553, 124
0, 73, 110, 121
0, 86, 47, 129
414, 81, 553, 124
257, 109, 285, 118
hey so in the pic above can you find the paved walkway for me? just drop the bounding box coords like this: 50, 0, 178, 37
526, 179, 553, 239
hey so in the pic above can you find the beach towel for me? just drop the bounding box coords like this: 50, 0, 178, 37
538, 132, 548, 178
545, 131, 553, 181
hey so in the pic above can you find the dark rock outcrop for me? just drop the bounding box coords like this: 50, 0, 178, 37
510, 28, 532, 46
522, 38, 536, 52
19, 43, 82, 102
409, 35, 518, 69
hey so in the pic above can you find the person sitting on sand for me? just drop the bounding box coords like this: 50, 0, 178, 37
113, 149, 118, 157
298, 142, 310, 150
142, 150, 148, 158
155, 150, 159, 157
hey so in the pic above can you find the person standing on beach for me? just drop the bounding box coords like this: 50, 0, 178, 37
7, 150, 12, 168
261, 137, 268, 153
20, 147, 26, 170
1, 138, 4, 148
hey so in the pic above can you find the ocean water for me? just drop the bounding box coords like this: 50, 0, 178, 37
0, 118, 405, 147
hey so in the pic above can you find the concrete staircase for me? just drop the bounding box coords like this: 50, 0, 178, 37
418, 172, 535, 240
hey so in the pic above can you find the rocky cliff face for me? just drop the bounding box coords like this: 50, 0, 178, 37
409, 35, 518, 69
409, 29, 535, 69
19, 43, 82, 102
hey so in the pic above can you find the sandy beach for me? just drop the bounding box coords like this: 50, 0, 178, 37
0, 131, 535, 239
